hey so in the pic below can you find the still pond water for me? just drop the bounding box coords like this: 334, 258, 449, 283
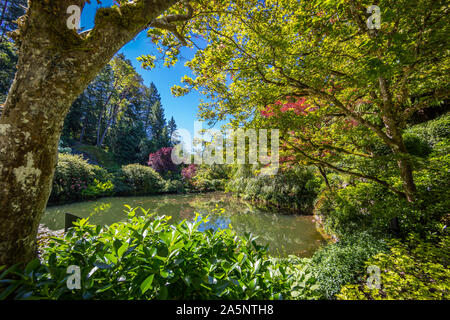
42, 192, 325, 257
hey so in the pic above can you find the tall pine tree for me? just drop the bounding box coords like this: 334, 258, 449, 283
167, 116, 178, 145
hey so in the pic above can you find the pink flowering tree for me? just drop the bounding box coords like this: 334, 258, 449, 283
148, 147, 179, 176
258, 95, 404, 195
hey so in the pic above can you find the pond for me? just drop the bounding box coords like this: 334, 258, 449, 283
42, 192, 325, 257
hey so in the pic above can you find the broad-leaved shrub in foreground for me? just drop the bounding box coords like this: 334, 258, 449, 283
0, 207, 311, 300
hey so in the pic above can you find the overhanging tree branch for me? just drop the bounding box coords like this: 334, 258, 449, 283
285, 139, 406, 199
148, 0, 194, 45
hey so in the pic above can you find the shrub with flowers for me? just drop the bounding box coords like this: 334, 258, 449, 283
181, 164, 198, 189
50, 154, 109, 203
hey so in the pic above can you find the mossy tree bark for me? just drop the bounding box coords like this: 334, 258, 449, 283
377, 76, 417, 202
0, 0, 181, 267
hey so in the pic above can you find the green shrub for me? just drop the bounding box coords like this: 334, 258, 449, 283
188, 164, 229, 192
337, 234, 450, 300
0, 207, 300, 300
50, 154, 113, 203
227, 165, 320, 213
92, 165, 115, 183
114, 164, 164, 196
309, 232, 389, 299
163, 179, 185, 194
403, 132, 432, 157
81, 179, 115, 198
273, 256, 323, 300
314, 152, 449, 239
50, 154, 94, 203
427, 115, 450, 143
313, 185, 406, 239
57, 140, 72, 154
406, 113, 450, 148
192, 178, 226, 192
314, 187, 445, 240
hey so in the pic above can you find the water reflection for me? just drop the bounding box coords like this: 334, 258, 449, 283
42, 192, 325, 257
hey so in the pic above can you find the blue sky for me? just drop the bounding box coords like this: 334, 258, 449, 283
80, 1, 219, 137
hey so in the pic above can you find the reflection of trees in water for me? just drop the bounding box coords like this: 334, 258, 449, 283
178, 205, 194, 220
42, 200, 114, 229
228, 213, 295, 256
224, 212, 323, 257
184, 194, 323, 257
43, 193, 323, 257
85, 202, 112, 222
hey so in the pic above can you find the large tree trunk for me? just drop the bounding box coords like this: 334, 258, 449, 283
378, 77, 417, 202
0, 0, 179, 267
387, 128, 417, 202
0, 44, 85, 267
398, 156, 416, 202
385, 126, 417, 202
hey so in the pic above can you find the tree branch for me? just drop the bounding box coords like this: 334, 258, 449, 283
148, 0, 194, 46
285, 139, 406, 198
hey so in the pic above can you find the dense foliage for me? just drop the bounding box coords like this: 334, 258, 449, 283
0, 40, 17, 104
61, 54, 176, 166
1, 0, 448, 301
5, 208, 444, 300
0, 207, 302, 300
188, 164, 229, 192
49, 152, 232, 203
179, 163, 230, 192
309, 232, 389, 299
152, 0, 449, 202
81, 179, 115, 199
405, 113, 450, 148
314, 114, 450, 239
49, 154, 113, 203
227, 164, 320, 212
337, 234, 450, 300
114, 164, 164, 196
162, 179, 186, 194
50, 154, 169, 202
